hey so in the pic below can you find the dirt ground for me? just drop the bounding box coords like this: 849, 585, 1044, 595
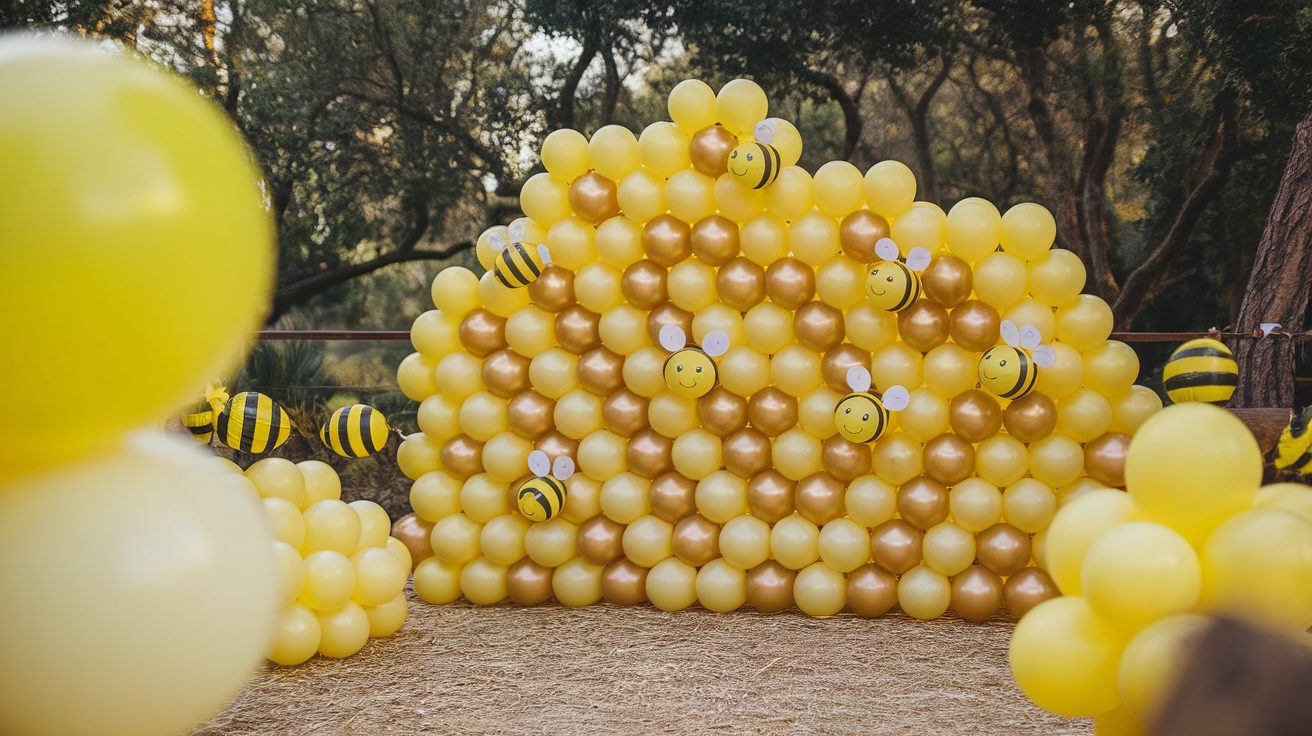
197, 592, 1088, 736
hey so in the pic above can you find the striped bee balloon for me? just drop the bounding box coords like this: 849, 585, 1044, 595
1273, 406, 1312, 477
517, 450, 574, 522
215, 391, 293, 454
182, 406, 215, 443
320, 403, 391, 458
978, 321, 1056, 400
866, 238, 933, 312
1163, 338, 1238, 405
834, 366, 910, 444
489, 221, 553, 289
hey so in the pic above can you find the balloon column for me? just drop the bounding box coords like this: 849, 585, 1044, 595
1011, 403, 1312, 732
401, 77, 1161, 620
0, 37, 278, 736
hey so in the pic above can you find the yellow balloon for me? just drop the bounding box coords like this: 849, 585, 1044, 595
817, 255, 868, 309
418, 395, 461, 440
771, 345, 824, 397
520, 172, 572, 225
646, 558, 698, 611
695, 470, 749, 523
362, 592, 408, 638
524, 517, 578, 568
669, 259, 718, 311
600, 472, 651, 524
579, 430, 628, 481
845, 475, 898, 527
396, 433, 443, 481
863, 160, 916, 218
923, 344, 978, 398
435, 353, 485, 401
302, 500, 362, 556
897, 565, 951, 620
639, 121, 691, 177
696, 559, 748, 613
757, 117, 803, 166
1003, 478, 1058, 533
815, 519, 869, 573
899, 389, 949, 442
649, 392, 699, 438
719, 515, 772, 569
795, 562, 846, 617
623, 347, 668, 398
672, 429, 723, 481
1027, 248, 1087, 307
597, 216, 644, 268
1044, 489, 1141, 595
268, 604, 320, 667
545, 216, 597, 270
1003, 298, 1057, 342
773, 429, 823, 481
505, 306, 559, 357
476, 269, 532, 317
410, 471, 461, 523
1200, 508, 1312, 629
1082, 521, 1201, 632
263, 497, 306, 548
1093, 706, 1144, 736
413, 557, 462, 605
476, 225, 504, 270
1083, 341, 1139, 398
799, 387, 842, 439
949, 478, 1003, 532
411, 309, 461, 357
1109, 385, 1163, 435
1126, 403, 1261, 546
1000, 203, 1056, 261
740, 213, 790, 266
945, 199, 1002, 263
622, 514, 675, 568
716, 78, 768, 135
431, 266, 481, 317
976, 435, 1029, 487
871, 432, 923, 485
618, 169, 666, 223
1034, 343, 1086, 399
870, 343, 923, 391
554, 389, 604, 440
790, 212, 838, 266
479, 513, 530, 566
1029, 434, 1085, 487
714, 172, 764, 222
589, 124, 641, 181
431, 513, 483, 565
315, 601, 370, 659
1059, 477, 1113, 506
247, 457, 308, 508
573, 263, 622, 315
540, 128, 590, 182
271, 541, 305, 607
772, 514, 821, 570
599, 304, 652, 356
385, 537, 413, 573
1117, 614, 1209, 725
552, 557, 603, 607
666, 169, 716, 223
717, 346, 770, 397
889, 203, 946, 253
562, 475, 602, 524
1056, 294, 1115, 351
972, 252, 1028, 310
923, 522, 975, 576
768, 167, 815, 223
668, 79, 718, 132
397, 352, 440, 402
299, 460, 343, 506
530, 349, 579, 400
1057, 388, 1114, 443
1008, 596, 1125, 717
351, 547, 409, 607
460, 556, 508, 605
813, 161, 865, 217
1255, 482, 1312, 523
693, 304, 747, 347
845, 302, 899, 352
459, 391, 509, 441
300, 550, 356, 611
744, 303, 796, 354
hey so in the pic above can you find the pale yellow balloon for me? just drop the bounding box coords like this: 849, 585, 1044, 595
624, 347, 670, 398
460, 556, 508, 605
561, 475, 602, 524
1082, 341, 1139, 398
668, 79, 718, 132
396, 433, 443, 481
1003, 298, 1057, 341
520, 172, 572, 225
897, 565, 951, 620
788, 212, 838, 267
767, 167, 815, 222
1117, 614, 1209, 725
589, 124, 641, 181
579, 430, 628, 481
1044, 489, 1141, 595
649, 392, 699, 438
600, 472, 652, 524
623, 514, 675, 567
599, 304, 652, 356
268, 604, 320, 666
757, 118, 803, 166
972, 252, 1028, 310
247, 457, 307, 508
672, 429, 723, 481
945, 199, 1002, 263
1255, 483, 1312, 523
541, 128, 590, 182
1056, 294, 1115, 352
555, 389, 604, 440
1009, 596, 1124, 717
351, 547, 409, 607
794, 562, 846, 617
1027, 248, 1086, 307
718, 346, 771, 397
385, 537, 413, 573
646, 558, 699, 611
744, 302, 796, 355
1034, 343, 1085, 399
479, 513, 530, 567
771, 514, 821, 570
431, 265, 482, 316
890, 203, 945, 253
1109, 385, 1163, 435
863, 161, 916, 218
596, 215, 644, 268
418, 394, 461, 440
899, 389, 949, 442
397, 352, 440, 401
524, 517, 578, 568
949, 478, 1003, 532
459, 391, 509, 441
574, 264, 624, 314
818, 518, 871, 573
263, 497, 306, 548
871, 433, 923, 485
714, 173, 764, 222
529, 349, 579, 400
845, 302, 899, 352
272, 541, 305, 607
348, 500, 391, 552
618, 169, 666, 223
1199, 508, 1312, 629
411, 309, 461, 358
668, 259, 718, 312
799, 387, 842, 439
316, 601, 370, 659
1000, 203, 1056, 262
435, 352, 484, 401
845, 475, 898, 527
870, 343, 923, 391
1059, 477, 1113, 506
302, 500, 362, 556
412, 556, 463, 604
696, 558, 748, 612
719, 514, 772, 569
410, 471, 461, 523
1056, 388, 1114, 443
476, 225, 506, 270
693, 304, 747, 347
740, 213, 790, 266
1003, 478, 1058, 533
1029, 434, 1085, 487
1083, 521, 1201, 632
816, 255, 867, 309
976, 435, 1029, 487
716, 78, 768, 135
814, 161, 865, 217
430, 513, 483, 566
772, 345, 824, 397
362, 592, 408, 638
773, 429, 824, 481
639, 121, 691, 177
482, 432, 534, 483
298, 460, 342, 506
923, 522, 975, 576
666, 169, 716, 223
1031, 526, 1050, 572
546, 216, 597, 270
695, 470, 749, 523
300, 550, 356, 611
477, 269, 532, 317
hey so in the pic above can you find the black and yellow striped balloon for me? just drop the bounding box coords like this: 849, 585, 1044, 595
1163, 338, 1238, 405
517, 476, 567, 522
215, 391, 292, 454
319, 403, 391, 458
978, 346, 1038, 399
182, 407, 215, 443
865, 260, 923, 312
834, 392, 891, 444
727, 141, 782, 190
1274, 407, 1312, 476
493, 241, 546, 288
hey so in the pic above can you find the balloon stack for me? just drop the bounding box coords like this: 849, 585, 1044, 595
1010, 403, 1312, 731
248, 458, 412, 665
400, 77, 1163, 619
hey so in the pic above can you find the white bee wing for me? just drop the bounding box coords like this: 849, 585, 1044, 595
552, 456, 575, 481
999, 320, 1020, 347
1019, 325, 1042, 350
508, 220, 527, 243
702, 330, 730, 357
905, 247, 933, 272
537, 244, 553, 266
846, 366, 872, 393
1261, 322, 1282, 336
882, 385, 910, 412
659, 324, 688, 352
488, 231, 508, 254
875, 237, 901, 262
753, 119, 778, 144
1032, 346, 1056, 369
527, 450, 551, 477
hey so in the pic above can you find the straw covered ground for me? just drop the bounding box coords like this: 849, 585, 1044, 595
197, 591, 1088, 735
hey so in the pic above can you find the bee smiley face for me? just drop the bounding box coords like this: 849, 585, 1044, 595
727, 142, 780, 190
864, 239, 931, 312
833, 366, 909, 444
659, 325, 730, 399
977, 321, 1055, 399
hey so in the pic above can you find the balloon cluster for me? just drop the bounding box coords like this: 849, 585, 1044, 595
398, 77, 1162, 619
1011, 403, 1312, 731
246, 458, 411, 665
185, 385, 393, 460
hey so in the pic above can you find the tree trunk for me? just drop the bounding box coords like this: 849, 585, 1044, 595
1231, 111, 1312, 408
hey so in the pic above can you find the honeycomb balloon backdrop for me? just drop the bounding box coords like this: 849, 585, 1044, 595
397, 78, 1163, 619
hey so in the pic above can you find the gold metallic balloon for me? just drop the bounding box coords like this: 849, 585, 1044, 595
646, 303, 694, 345
716, 256, 767, 311
440, 435, 484, 480
690, 124, 737, 178
554, 306, 601, 354
698, 387, 748, 437
390, 513, 434, 569
577, 347, 625, 396
672, 514, 721, 566
508, 391, 555, 439
458, 309, 507, 358
650, 471, 697, 523
897, 475, 950, 530
871, 519, 923, 575
796, 472, 845, 525
1003, 566, 1058, 619
745, 560, 795, 613
949, 300, 1001, 353
621, 260, 668, 310
1002, 392, 1057, 443
822, 436, 872, 481
643, 214, 693, 267
577, 516, 626, 565
626, 428, 673, 479
1083, 432, 1130, 487
692, 215, 740, 266
839, 210, 891, 263
602, 389, 649, 438
976, 523, 1031, 577
568, 171, 620, 223
748, 388, 798, 436
923, 434, 975, 486
601, 558, 649, 605
821, 345, 871, 393
528, 265, 575, 313
950, 565, 1003, 621
921, 254, 973, 308
482, 349, 531, 399
723, 428, 771, 478
897, 301, 950, 353
949, 390, 1003, 443
846, 563, 898, 616
765, 258, 816, 310
794, 302, 846, 352
534, 431, 578, 461
747, 471, 796, 524
507, 558, 554, 605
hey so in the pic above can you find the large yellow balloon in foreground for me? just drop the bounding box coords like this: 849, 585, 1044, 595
1009, 596, 1124, 717
1199, 508, 1312, 629
0, 432, 276, 736
0, 37, 274, 482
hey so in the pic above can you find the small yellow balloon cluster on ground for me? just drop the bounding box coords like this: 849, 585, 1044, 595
402, 77, 1160, 621
1011, 402, 1312, 729
247, 459, 411, 665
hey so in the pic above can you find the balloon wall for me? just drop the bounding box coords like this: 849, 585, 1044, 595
400, 77, 1161, 620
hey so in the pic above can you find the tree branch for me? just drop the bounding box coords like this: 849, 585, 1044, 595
600, 41, 620, 125
554, 29, 600, 130
803, 67, 863, 161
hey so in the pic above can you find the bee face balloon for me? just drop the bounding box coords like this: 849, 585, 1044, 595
865, 239, 932, 312
978, 321, 1055, 399
1163, 338, 1238, 405
489, 221, 552, 288
834, 366, 909, 444
659, 325, 730, 399
517, 450, 575, 522
320, 403, 391, 458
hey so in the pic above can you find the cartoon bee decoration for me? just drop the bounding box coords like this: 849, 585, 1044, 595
977, 321, 1056, 400
1162, 338, 1239, 406
659, 325, 731, 399
726, 119, 786, 190
489, 221, 553, 289
319, 403, 392, 458
834, 367, 910, 444
517, 450, 575, 522
1273, 406, 1312, 477
180, 383, 230, 444
866, 238, 933, 312
215, 391, 294, 454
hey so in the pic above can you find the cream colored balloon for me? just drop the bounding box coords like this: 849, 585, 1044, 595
695, 470, 749, 523
950, 478, 1003, 533
773, 429, 824, 481
719, 514, 772, 569
562, 475, 602, 524
600, 305, 654, 356
410, 470, 461, 522
771, 345, 824, 397
672, 429, 723, 480
696, 558, 748, 612
1056, 295, 1115, 352
666, 169, 716, 223
845, 303, 899, 353
768, 167, 816, 223
744, 302, 796, 355
818, 518, 871, 573
790, 211, 839, 266
622, 514, 675, 568
1029, 434, 1086, 488
649, 392, 700, 438
816, 255, 868, 310
412, 557, 463, 604
524, 517, 578, 568
623, 346, 668, 398
459, 556, 508, 605
975, 435, 1029, 487
845, 475, 898, 527
692, 304, 747, 347
431, 513, 483, 566
505, 306, 557, 357
573, 264, 624, 314
871, 433, 923, 485
554, 389, 605, 440
529, 349, 579, 400
349, 500, 391, 551
897, 565, 951, 620
298, 460, 343, 505
646, 557, 698, 611
771, 515, 821, 570
263, 497, 306, 548
597, 216, 644, 268
639, 121, 692, 177
740, 213, 790, 266
1082, 340, 1140, 399
899, 389, 949, 442
799, 387, 843, 439
458, 391, 509, 442
1057, 388, 1114, 443
417, 394, 461, 441
1004, 478, 1058, 533
923, 344, 978, 398
600, 472, 652, 524
972, 252, 1028, 310
813, 161, 865, 217
870, 343, 923, 391
618, 169, 666, 223
718, 346, 771, 397
794, 562, 847, 617
578, 430, 628, 481
714, 173, 765, 222
482, 432, 534, 483
1034, 342, 1085, 400
863, 160, 916, 218
479, 514, 530, 566
922, 522, 975, 576
1110, 385, 1163, 435
397, 352, 439, 401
